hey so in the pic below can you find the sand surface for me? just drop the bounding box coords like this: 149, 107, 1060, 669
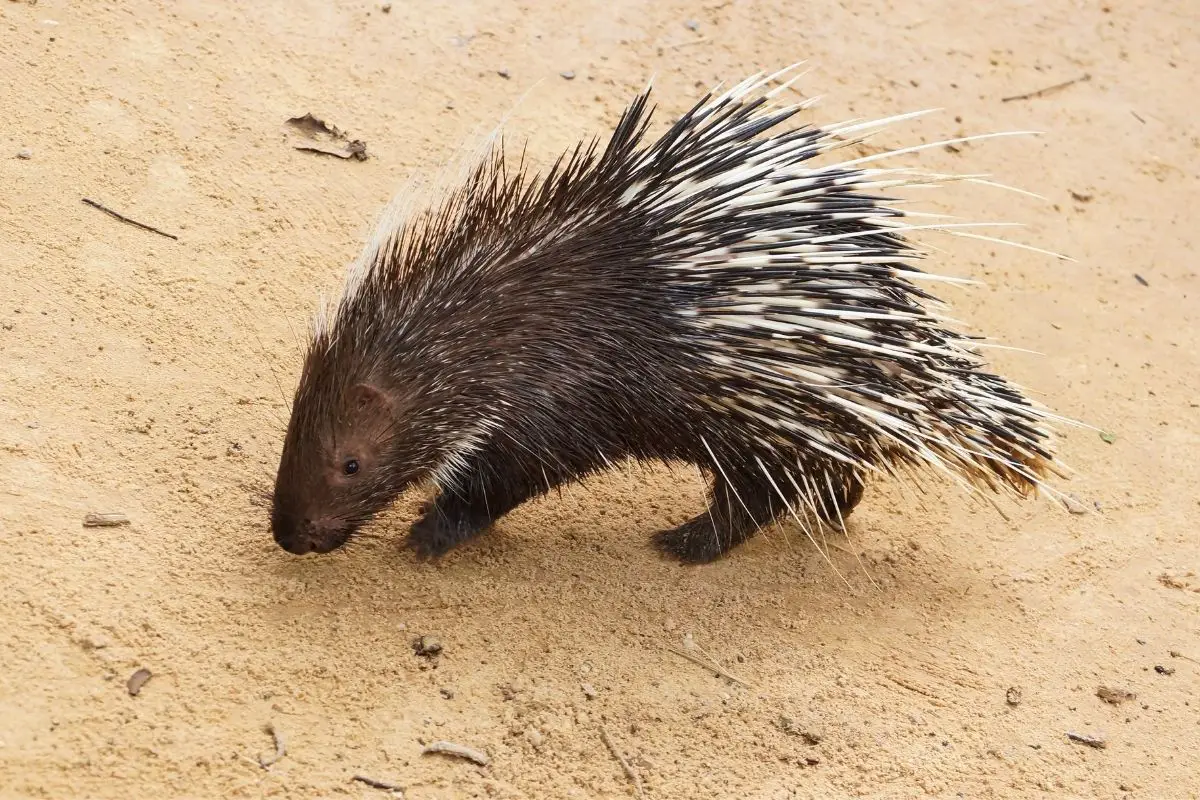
2, 0, 1198, 797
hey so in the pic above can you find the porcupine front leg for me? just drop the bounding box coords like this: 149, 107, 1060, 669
652, 458, 865, 564
407, 471, 539, 559
406, 440, 572, 560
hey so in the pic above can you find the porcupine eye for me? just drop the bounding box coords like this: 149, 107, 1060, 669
343, 459, 360, 476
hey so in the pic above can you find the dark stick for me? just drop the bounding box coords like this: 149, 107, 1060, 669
421, 740, 491, 766
84, 512, 131, 528
352, 774, 406, 792
258, 722, 286, 767
1065, 731, 1107, 749
1001, 73, 1091, 103
81, 198, 180, 241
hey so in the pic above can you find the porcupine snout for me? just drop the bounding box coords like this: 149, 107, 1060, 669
270, 507, 353, 555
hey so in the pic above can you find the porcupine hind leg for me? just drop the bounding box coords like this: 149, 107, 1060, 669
651, 458, 779, 564
651, 459, 865, 564
815, 469, 866, 530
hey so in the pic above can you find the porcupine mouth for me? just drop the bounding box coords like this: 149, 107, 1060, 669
270, 516, 357, 556
278, 534, 352, 556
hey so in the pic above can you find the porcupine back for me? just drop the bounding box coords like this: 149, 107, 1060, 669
286, 65, 1070, 560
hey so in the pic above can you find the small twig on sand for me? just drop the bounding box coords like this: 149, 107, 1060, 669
1066, 731, 1107, 749
600, 725, 645, 799
422, 740, 491, 767
1001, 73, 1091, 103
666, 36, 710, 50
258, 722, 286, 767
81, 198, 180, 241
666, 645, 751, 687
352, 774, 406, 794
84, 512, 130, 528
1170, 649, 1199, 665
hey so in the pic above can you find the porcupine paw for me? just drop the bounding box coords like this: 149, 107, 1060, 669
652, 516, 748, 564
406, 509, 491, 560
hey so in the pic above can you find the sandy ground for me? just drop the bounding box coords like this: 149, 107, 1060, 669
2, 0, 1198, 797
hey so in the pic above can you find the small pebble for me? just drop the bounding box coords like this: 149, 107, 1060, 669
1154, 665, 1175, 676
560, 70, 576, 80
381, 1, 391, 11
1063, 494, 1090, 515
1096, 686, 1135, 705
413, 635, 443, 657
16, 147, 33, 160
580, 682, 598, 700
525, 727, 544, 748
127, 668, 152, 697
777, 716, 822, 745
684, 19, 700, 30
80, 633, 110, 650
439, 687, 455, 699
497, 68, 511, 79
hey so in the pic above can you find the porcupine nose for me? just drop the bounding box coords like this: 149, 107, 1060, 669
270, 508, 320, 555
273, 512, 352, 555
272, 519, 312, 555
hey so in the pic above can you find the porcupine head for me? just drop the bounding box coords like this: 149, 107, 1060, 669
268, 236, 461, 555
269, 377, 377, 555
268, 145, 513, 556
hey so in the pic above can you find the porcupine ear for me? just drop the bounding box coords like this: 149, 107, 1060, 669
346, 383, 394, 416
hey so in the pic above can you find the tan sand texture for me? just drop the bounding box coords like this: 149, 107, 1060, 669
1, 0, 1197, 797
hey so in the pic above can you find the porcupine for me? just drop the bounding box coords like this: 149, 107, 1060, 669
269, 65, 1069, 563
